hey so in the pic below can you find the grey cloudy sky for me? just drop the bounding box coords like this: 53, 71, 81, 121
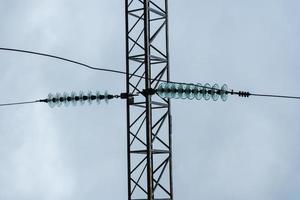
0, 0, 300, 199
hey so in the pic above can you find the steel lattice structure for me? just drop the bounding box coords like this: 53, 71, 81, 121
125, 0, 173, 199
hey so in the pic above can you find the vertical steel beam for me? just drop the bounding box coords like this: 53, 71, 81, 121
143, 1, 154, 199
125, 1, 132, 200
165, 0, 173, 197
125, 0, 173, 199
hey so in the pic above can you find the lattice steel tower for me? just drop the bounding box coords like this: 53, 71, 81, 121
125, 0, 173, 199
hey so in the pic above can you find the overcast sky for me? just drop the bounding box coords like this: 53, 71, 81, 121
0, 0, 300, 200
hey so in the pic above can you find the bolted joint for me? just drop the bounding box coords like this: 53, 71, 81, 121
238, 91, 251, 97
141, 88, 156, 96
38, 99, 48, 103
120, 92, 135, 104
120, 93, 136, 99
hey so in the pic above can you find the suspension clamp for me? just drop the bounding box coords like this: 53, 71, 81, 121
120, 92, 137, 104
141, 88, 156, 96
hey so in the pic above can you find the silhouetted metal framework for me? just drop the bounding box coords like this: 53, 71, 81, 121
125, 0, 173, 199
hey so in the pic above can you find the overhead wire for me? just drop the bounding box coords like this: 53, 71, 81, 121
0, 47, 300, 107
250, 93, 300, 100
0, 100, 40, 107
0, 47, 128, 76
0, 47, 205, 87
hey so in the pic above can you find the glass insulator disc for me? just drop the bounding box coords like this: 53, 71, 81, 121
71, 91, 77, 106
174, 83, 181, 99
104, 91, 109, 104
55, 93, 62, 107
203, 83, 211, 100
63, 92, 70, 106
87, 91, 93, 105
195, 83, 203, 100
211, 84, 219, 101
169, 83, 177, 99
47, 93, 55, 108
221, 84, 228, 101
96, 91, 102, 104
180, 84, 187, 99
79, 91, 85, 105
157, 83, 166, 98
164, 83, 172, 99
186, 84, 195, 100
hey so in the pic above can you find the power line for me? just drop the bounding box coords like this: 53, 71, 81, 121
250, 93, 300, 100
0, 47, 300, 107
0, 47, 256, 93
231, 90, 300, 100
0, 47, 128, 76
1, 89, 300, 108
0, 47, 207, 87
0, 100, 39, 107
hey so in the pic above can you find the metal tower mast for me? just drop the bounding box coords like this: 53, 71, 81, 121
125, 0, 173, 199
